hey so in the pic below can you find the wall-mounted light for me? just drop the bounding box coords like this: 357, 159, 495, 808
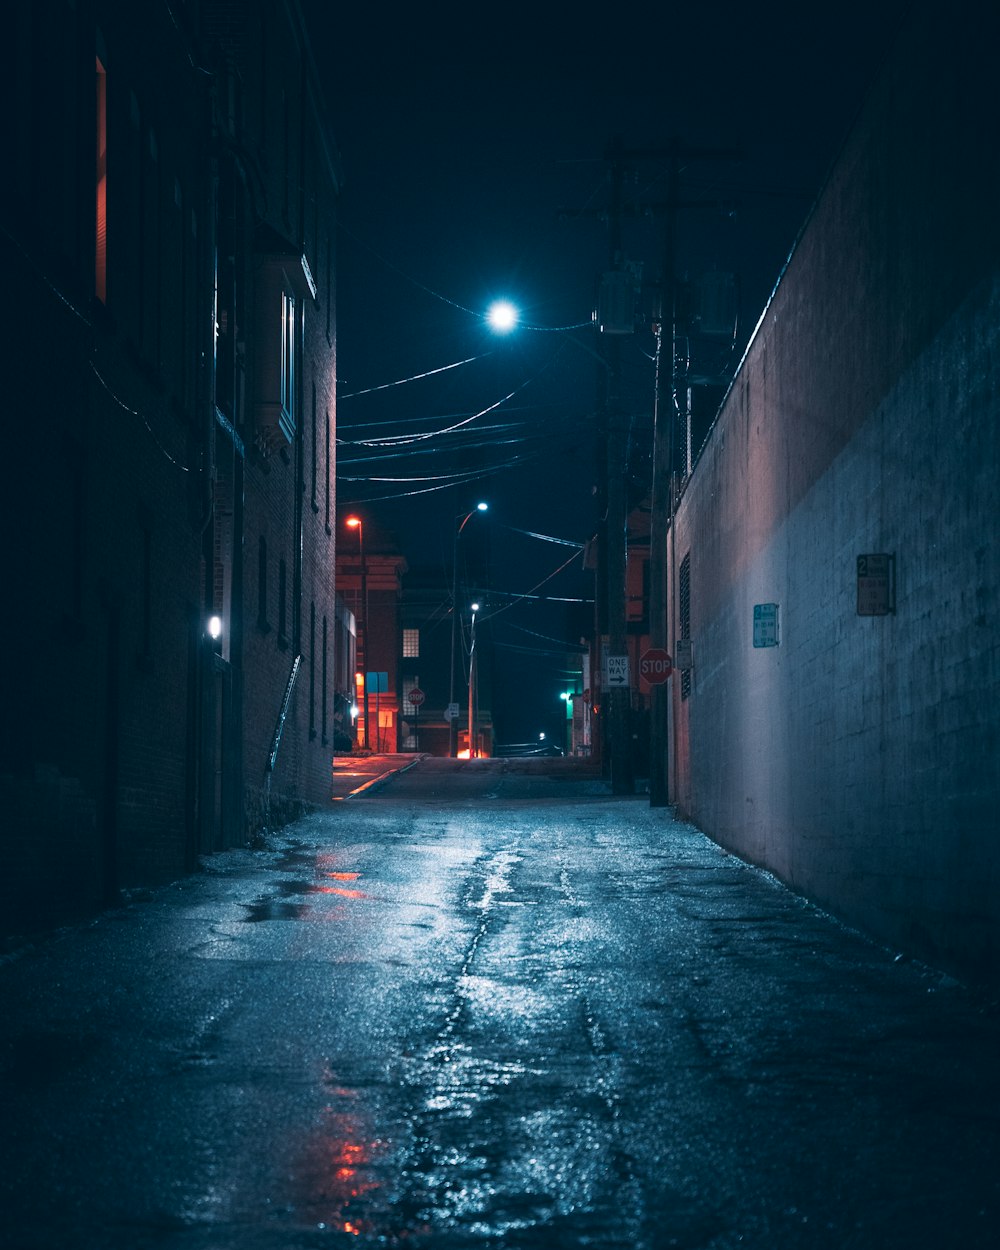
207, 615, 223, 640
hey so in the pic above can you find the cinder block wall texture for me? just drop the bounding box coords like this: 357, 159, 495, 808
669, 0, 999, 981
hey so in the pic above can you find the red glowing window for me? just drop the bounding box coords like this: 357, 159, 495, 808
95, 56, 107, 302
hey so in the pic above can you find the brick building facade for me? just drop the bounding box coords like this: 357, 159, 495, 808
336, 522, 408, 753
0, 0, 344, 937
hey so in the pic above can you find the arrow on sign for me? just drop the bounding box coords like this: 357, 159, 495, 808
604, 655, 630, 687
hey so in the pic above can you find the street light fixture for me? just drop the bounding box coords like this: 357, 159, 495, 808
449, 503, 488, 757
485, 300, 519, 333
345, 515, 370, 750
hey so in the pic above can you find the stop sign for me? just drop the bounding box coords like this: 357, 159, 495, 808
407, 686, 426, 706
639, 648, 673, 684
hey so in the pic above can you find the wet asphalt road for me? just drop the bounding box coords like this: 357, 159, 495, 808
1, 757, 998, 1249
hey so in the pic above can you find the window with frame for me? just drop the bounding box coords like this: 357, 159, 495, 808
280, 289, 295, 424
308, 601, 317, 738
257, 536, 269, 630
310, 382, 318, 511
277, 557, 288, 645
402, 628, 420, 658
321, 614, 329, 743
325, 410, 331, 532
95, 55, 108, 302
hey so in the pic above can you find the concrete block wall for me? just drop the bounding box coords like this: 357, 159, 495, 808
669, 0, 1000, 981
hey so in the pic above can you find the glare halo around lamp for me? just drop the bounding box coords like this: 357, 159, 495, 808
486, 300, 519, 333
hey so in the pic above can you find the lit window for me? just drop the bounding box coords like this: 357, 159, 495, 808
95, 56, 107, 302
402, 628, 420, 658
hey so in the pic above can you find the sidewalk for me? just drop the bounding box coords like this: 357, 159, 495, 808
331, 751, 425, 800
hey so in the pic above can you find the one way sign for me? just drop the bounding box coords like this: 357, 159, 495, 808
603, 654, 631, 688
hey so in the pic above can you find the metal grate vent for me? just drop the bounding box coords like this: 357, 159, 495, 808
679, 552, 691, 701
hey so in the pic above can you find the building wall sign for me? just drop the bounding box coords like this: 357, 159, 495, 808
857, 553, 896, 615
673, 638, 693, 671
752, 603, 780, 648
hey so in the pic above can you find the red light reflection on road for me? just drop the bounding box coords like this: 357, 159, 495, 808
290, 1077, 430, 1242
294, 1096, 384, 1238
309, 856, 369, 900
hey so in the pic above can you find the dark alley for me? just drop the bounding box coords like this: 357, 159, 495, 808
2, 761, 997, 1249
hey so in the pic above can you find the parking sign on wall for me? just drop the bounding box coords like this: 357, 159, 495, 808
753, 603, 780, 648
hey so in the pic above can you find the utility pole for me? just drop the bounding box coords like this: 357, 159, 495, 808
566, 137, 737, 799
648, 144, 679, 808
642, 138, 740, 808
601, 138, 634, 796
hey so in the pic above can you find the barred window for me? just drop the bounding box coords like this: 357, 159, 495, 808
402, 628, 420, 658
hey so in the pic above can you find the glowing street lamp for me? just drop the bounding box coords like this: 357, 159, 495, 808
486, 300, 519, 334
345, 515, 369, 749
467, 602, 481, 758
449, 503, 488, 757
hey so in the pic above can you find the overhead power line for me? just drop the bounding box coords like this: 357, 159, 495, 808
338, 353, 490, 399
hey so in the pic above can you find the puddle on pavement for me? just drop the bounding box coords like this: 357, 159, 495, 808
241, 855, 371, 921
242, 898, 312, 922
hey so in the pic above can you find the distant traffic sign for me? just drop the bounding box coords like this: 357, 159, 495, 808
639, 648, 673, 684
407, 687, 426, 707
603, 654, 630, 688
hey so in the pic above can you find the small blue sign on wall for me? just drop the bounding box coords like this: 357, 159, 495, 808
366, 671, 389, 693
753, 603, 780, 648
857, 554, 896, 616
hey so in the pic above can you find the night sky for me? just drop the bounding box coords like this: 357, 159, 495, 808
303, 1, 909, 742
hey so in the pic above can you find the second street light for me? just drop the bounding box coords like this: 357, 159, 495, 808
449, 502, 487, 757
345, 515, 369, 750
467, 601, 480, 758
